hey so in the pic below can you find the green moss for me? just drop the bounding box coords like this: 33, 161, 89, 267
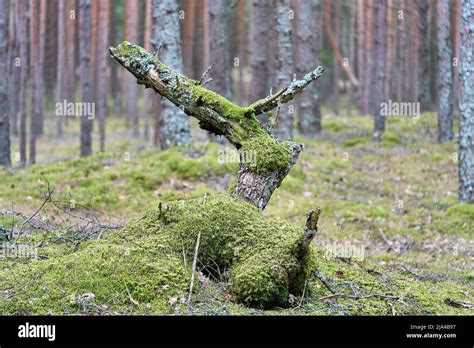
382, 133, 401, 144
343, 137, 369, 147
1, 194, 314, 312
240, 136, 292, 174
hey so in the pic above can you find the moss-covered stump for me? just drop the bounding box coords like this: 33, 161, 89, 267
0, 195, 314, 314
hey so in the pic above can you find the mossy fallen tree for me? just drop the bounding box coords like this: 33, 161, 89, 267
1, 195, 316, 311
109, 41, 323, 210
1, 43, 326, 312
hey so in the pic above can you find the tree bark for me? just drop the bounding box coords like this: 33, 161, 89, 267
295, 0, 321, 134
332, 0, 340, 116
66, 0, 76, 123
357, 0, 366, 114
436, 0, 454, 143
17, 0, 27, 167
418, 0, 432, 111
79, 0, 92, 157
29, 0, 38, 164
125, 0, 139, 137
7, 0, 17, 136
249, 0, 270, 102
458, 0, 474, 203
272, 0, 294, 141
37, 0, 47, 135
142, 0, 153, 141
182, 0, 196, 78
0, 0, 10, 167
110, 42, 323, 209
97, 0, 109, 152
56, 0, 66, 137
209, 0, 233, 100
372, 0, 387, 139
363, 0, 374, 115
152, 0, 192, 149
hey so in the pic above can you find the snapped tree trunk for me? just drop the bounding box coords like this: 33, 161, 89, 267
109, 42, 323, 210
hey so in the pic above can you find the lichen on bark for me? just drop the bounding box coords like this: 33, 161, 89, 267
110, 41, 323, 209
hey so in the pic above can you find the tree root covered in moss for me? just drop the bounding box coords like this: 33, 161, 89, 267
0, 194, 317, 313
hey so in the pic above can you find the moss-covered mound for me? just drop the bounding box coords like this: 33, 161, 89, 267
0, 194, 313, 314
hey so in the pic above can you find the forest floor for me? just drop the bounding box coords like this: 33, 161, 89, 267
0, 109, 473, 315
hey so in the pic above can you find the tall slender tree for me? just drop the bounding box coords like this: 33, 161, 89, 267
7, 0, 18, 136
56, 0, 67, 137
332, 0, 341, 115
209, 0, 233, 100
418, 0, 432, 110
143, 0, 153, 141
124, 0, 139, 137
97, 0, 109, 152
249, 0, 270, 102
372, 0, 387, 139
0, 0, 10, 167
295, 0, 321, 134
363, 0, 374, 115
272, 0, 294, 141
17, 0, 27, 166
151, 0, 192, 149
37, 0, 47, 135
357, 0, 366, 114
29, 0, 38, 164
79, 0, 92, 157
458, 0, 473, 203
182, 0, 196, 77
436, 0, 454, 143
66, 0, 76, 119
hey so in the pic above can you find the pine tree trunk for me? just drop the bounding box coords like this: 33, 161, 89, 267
458, 0, 474, 203
236, 0, 245, 105
295, 0, 321, 134
182, 0, 195, 77
97, 0, 109, 152
332, 0, 340, 116
249, 0, 270, 102
56, 0, 66, 137
0, 0, 10, 167
17, 0, 27, 166
37, 0, 47, 136
372, 0, 387, 139
66, 0, 76, 119
79, 0, 92, 157
357, 0, 366, 114
152, 0, 192, 149
451, 0, 461, 110
363, 0, 373, 115
272, 0, 294, 141
124, 0, 139, 137
436, 0, 454, 143
209, 0, 233, 100
29, 0, 38, 164
143, 0, 153, 141
7, 0, 17, 136
418, 0, 432, 111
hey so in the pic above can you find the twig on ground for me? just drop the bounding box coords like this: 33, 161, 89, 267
188, 231, 202, 305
